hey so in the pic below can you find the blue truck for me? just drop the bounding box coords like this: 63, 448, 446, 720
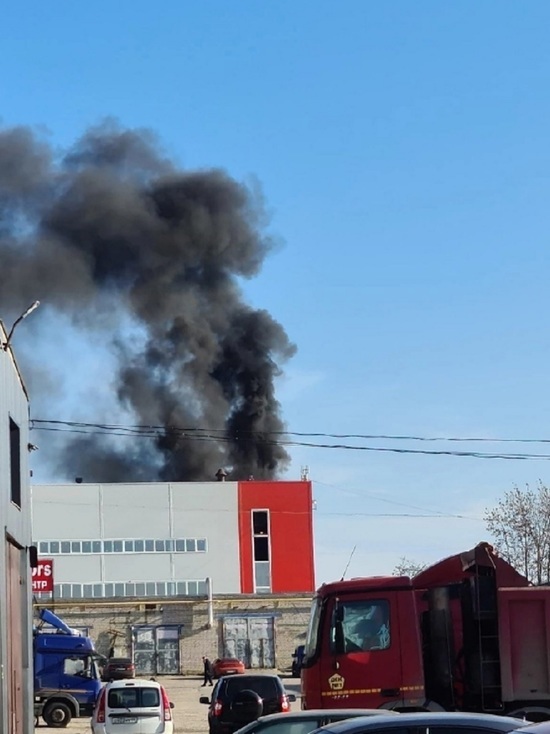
34, 609, 104, 727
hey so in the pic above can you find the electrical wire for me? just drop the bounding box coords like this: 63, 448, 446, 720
29, 419, 550, 460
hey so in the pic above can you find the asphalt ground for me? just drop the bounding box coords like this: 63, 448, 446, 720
35, 674, 302, 734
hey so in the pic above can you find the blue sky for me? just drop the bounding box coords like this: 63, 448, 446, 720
4, 1, 550, 583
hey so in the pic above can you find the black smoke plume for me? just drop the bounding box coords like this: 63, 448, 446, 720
0, 121, 296, 481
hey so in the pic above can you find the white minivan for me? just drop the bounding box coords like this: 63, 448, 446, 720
91, 678, 175, 734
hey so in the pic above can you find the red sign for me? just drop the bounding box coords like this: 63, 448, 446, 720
32, 559, 54, 593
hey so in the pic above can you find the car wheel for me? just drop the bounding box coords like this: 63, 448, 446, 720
42, 701, 72, 728
229, 689, 263, 725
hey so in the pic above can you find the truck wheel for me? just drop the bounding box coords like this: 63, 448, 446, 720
42, 701, 72, 728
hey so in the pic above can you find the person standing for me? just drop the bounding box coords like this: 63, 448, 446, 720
202, 656, 214, 686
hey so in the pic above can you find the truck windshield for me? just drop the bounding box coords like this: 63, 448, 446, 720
304, 596, 322, 658
63, 654, 98, 678
331, 599, 390, 653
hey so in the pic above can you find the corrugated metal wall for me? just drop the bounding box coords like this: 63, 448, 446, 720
0, 327, 33, 734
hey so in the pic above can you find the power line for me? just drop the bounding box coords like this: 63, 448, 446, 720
33, 499, 478, 520
30, 419, 550, 444
311, 478, 482, 520
29, 419, 550, 461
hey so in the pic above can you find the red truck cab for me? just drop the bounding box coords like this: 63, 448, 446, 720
301, 542, 550, 721
301, 575, 425, 711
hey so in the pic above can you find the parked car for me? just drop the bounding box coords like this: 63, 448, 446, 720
213, 657, 246, 677
91, 678, 175, 734
200, 673, 296, 734
309, 712, 529, 734
101, 657, 135, 681
511, 723, 550, 733
291, 646, 306, 677
234, 709, 400, 734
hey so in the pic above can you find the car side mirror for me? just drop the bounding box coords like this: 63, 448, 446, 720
200, 696, 210, 704
287, 693, 296, 702
170, 702, 175, 709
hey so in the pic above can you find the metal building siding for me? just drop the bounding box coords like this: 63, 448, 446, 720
31, 480, 242, 594
170, 481, 240, 593
102, 483, 171, 537
32, 483, 102, 538
104, 552, 172, 581
238, 481, 315, 593
0, 331, 33, 734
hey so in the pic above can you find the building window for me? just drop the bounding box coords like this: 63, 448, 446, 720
253, 510, 268, 535
252, 510, 271, 592
36, 537, 208, 555
44, 579, 206, 600
9, 417, 21, 508
254, 536, 269, 561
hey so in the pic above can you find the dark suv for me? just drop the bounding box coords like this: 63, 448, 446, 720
200, 674, 296, 734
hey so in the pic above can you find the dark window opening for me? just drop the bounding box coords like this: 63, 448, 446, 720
253, 511, 268, 536
254, 536, 269, 561
9, 418, 21, 508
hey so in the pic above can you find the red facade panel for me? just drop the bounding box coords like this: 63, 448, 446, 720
238, 481, 315, 594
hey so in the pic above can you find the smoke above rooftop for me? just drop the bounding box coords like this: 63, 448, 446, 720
0, 121, 296, 481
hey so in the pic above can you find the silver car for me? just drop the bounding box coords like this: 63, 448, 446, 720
309, 712, 529, 734
235, 709, 400, 734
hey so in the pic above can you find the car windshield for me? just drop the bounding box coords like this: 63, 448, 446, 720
108, 687, 160, 708
225, 677, 279, 699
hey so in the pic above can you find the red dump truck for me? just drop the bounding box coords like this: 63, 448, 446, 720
301, 542, 550, 721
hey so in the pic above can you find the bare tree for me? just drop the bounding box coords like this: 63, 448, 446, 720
393, 557, 428, 578
484, 481, 550, 584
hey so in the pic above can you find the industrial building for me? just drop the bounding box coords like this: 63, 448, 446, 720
31, 478, 316, 674
0, 320, 34, 734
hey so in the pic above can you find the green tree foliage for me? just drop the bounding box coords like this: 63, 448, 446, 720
392, 557, 428, 578
485, 481, 550, 584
